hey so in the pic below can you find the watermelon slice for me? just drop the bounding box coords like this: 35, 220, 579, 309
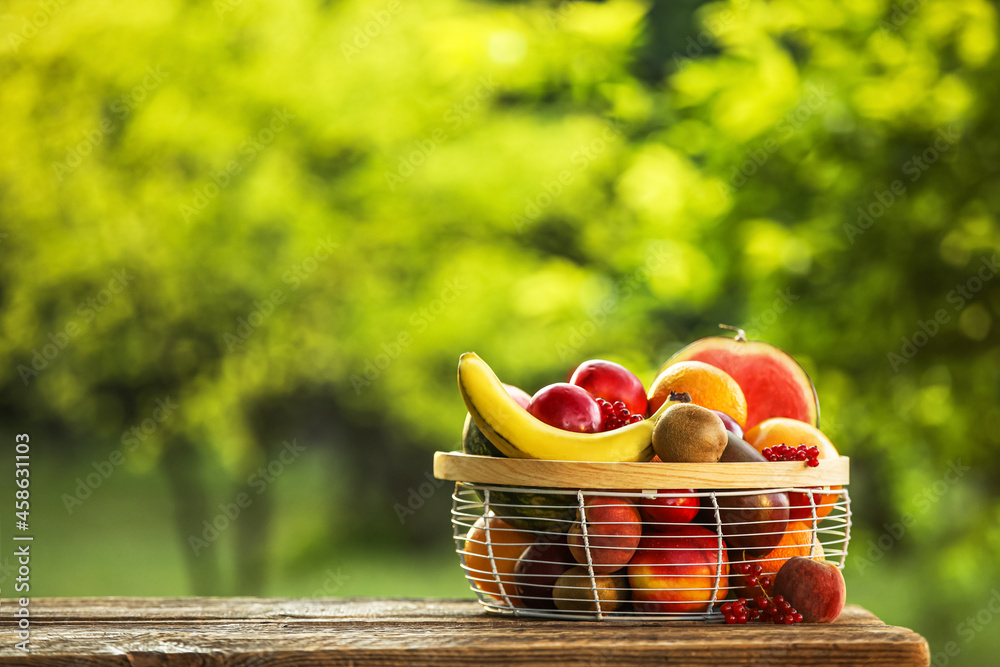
665, 329, 819, 432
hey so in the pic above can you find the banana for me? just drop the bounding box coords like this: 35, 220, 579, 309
458, 352, 672, 462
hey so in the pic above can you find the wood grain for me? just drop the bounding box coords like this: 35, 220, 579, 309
0, 597, 928, 666
434, 452, 850, 489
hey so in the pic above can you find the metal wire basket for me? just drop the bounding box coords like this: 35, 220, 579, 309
434, 452, 851, 621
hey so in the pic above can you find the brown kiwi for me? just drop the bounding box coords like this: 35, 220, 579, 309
651, 403, 728, 463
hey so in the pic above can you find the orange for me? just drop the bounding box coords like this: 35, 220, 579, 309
756, 521, 825, 576
462, 514, 534, 605
648, 361, 748, 427
743, 417, 841, 521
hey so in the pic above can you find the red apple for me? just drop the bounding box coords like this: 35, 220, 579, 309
570, 360, 647, 417
503, 383, 532, 410
527, 383, 601, 433
638, 491, 700, 530
628, 525, 729, 614
568, 496, 642, 574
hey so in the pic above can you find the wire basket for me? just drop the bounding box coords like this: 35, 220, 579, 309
434, 452, 851, 621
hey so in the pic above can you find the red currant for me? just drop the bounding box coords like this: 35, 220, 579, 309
723, 567, 807, 626
594, 396, 643, 431
763, 442, 819, 467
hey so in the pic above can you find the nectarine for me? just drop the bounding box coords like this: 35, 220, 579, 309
568, 496, 642, 574
628, 525, 729, 614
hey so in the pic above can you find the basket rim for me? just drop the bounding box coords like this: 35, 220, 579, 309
434, 451, 849, 489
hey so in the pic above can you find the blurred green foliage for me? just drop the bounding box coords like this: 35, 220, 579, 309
1, 0, 999, 662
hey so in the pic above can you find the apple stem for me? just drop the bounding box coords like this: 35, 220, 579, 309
718, 323, 747, 342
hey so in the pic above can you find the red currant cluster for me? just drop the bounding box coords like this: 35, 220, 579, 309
762, 443, 820, 467
721, 563, 803, 625
595, 398, 643, 431
735, 562, 771, 590
721, 596, 802, 625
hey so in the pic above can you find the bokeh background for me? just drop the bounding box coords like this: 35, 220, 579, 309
1, 0, 998, 662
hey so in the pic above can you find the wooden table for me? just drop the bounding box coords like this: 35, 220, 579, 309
1, 597, 929, 665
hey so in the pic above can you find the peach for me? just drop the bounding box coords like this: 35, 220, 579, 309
552, 566, 629, 613
567, 496, 642, 574
627, 525, 729, 614
773, 556, 846, 623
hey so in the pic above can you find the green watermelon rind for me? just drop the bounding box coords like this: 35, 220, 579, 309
461, 412, 506, 458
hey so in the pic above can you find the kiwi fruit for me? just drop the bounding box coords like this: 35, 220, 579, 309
652, 403, 728, 463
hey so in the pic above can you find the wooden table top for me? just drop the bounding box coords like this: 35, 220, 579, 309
0, 597, 930, 666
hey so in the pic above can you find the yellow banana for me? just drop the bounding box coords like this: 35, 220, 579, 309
458, 352, 672, 462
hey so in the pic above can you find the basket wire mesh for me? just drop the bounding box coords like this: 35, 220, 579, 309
452, 483, 851, 621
